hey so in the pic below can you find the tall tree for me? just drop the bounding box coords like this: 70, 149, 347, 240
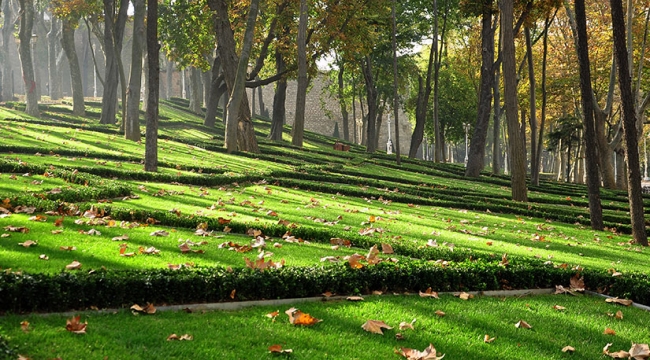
391, 0, 401, 164
292, 0, 308, 147
47, 17, 63, 100
99, 0, 129, 125
125, 0, 145, 141
145, 0, 159, 172
269, 47, 287, 141
609, 0, 647, 245
18, 0, 39, 117
337, 59, 350, 141
1, 0, 12, 101
502, 0, 527, 201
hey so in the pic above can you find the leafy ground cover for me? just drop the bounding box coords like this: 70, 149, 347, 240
1, 294, 649, 359
1, 99, 649, 359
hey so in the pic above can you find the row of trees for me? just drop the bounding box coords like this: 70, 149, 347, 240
0, 0, 648, 244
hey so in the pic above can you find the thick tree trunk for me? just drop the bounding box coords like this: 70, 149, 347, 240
610, 0, 647, 245
18, 0, 38, 117
269, 49, 287, 141
145, 0, 159, 172
100, 0, 129, 125
337, 62, 349, 141
362, 56, 378, 153
48, 17, 62, 100
502, 0, 527, 201
125, 0, 145, 141
204, 55, 222, 127
292, 0, 308, 147
466, 7, 495, 177
60, 21, 85, 116
211, 0, 259, 153
574, 0, 603, 230
189, 67, 203, 114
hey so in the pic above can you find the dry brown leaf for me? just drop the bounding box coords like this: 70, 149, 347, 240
361, 320, 393, 335
18, 240, 37, 247
553, 305, 566, 311
285, 308, 321, 326
419, 287, 439, 299
150, 230, 169, 237
399, 319, 416, 331
348, 254, 365, 269
604, 328, 616, 335
112, 234, 129, 241
381, 243, 394, 254
484, 334, 496, 343
554, 285, 576, 296
606, 297, 633, 306
515, 320, 532, 329
570, 273, 585, 291
265, 311, 279, 321
268, 345, 293, 354
60, 246, 76, 251
561, 346, 575, 353
498, 253, 509, 266
20, 321, 30, 333
322, 291, 333, 297
615, 310, 623, 320
39, 254, 48, 260
54, 217, 64, 227
65, 260, 82, 270
395, 343, 444, 360
629, 343, 650, 359
347, 296, 364, 301
65, 315, 87, 334
167, 333, 193, 341
458, 292, 473, 300
607, 350, 631, 358
130, 303, 156, 314
434, 310, 446, 317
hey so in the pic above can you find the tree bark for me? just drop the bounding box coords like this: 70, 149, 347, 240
574, 0, 604, 230
466, 5, 495, 177
1, 0, 12, 101
610, 0, 647, 245
269, 49, 287, 141
189, 67, 203, 114
145, 0, 159, 172
492, 66, 502, 174
362, 56, 378, 153
47, 17, 62, 100
60, 20, 85, 116
337, 61, 349, 141
535, 15, 552, 185
204, 55, 222, 127
292, 0, 308, 147
100, 0, 129, 125
502, 0, 527, 201
18, 0, 38, 117
526, 27, 538, 184
125, 0, 145, 141
391, 0, 400, 164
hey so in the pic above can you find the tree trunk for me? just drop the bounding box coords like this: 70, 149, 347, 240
189, 67, 203, 114
466, 6, 495, 177
269, 50, 287, 141
610, 0, 647, 245
125, 0, 145, 141
432, 0, 443, 163
211, 0, 259, 153
145, 0, 159, 172
492, 66, 502, 174
142, 37, 149, 113
525, 27, 538, 184
60, 20, 85, 116
1, 0, 12, 101
48, 17, 62, 100
100, 0, 129, 125
574, 0, 604, 230
337, 61, 349, 141
292, 0, 308, 147
362, 56, 378, 153
535, 15, 551, 184
18, 0, 39, 117
502, 0, 527, 201
204, 55, 222, 127
165, 58, 173, 100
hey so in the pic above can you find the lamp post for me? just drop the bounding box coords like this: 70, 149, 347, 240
463, 123, 470, 166
31, 33, 39, 99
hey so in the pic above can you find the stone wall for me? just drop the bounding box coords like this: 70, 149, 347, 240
246, 75, 413, 155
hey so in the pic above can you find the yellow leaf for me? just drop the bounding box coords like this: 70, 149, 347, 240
515, 320, 532, 329
561, 346, 575, 353
361, 320, 393, 335
484, 334, 496, 343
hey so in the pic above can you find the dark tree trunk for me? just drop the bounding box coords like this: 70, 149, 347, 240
100, 0, 129, 125
269, 48, 286, 141
125, 0, 145, 141
525, 27, 538, 183
337, 61, 349, 141
204, 55, 222, 127
465, 6, 495, 177
574, 0, 603, 230
362, 56, 378, 153
48, 17, 62, 100
610, 0, 647, 245
18, 0, 39, 117
502, 0, 527, 201
391, 0, 400, 164
1, 0, 12, 101
60, 20, 85, 116
492, 65, 501, 174
292, 0, 308, 147
189, 67, 203, 114
409, 76, 426, 158
535, 15, 552, 184
145, 0, 159, 172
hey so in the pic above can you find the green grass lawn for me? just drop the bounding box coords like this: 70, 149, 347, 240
1, 99, 650, 360
2, 294, 649, 359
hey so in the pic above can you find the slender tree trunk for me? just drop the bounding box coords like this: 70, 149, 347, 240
269, 50, 287, 141
492, 67, 502, 174
391, 0, 400, 164
1, 0, 12, 101
48, 17, 62, 100
466, 6, 495, 177
145, 0, 159, 172
502, 0, 527, 201
60, 20, 85, 116
165, 58, 173, 100
574, 0, 604, 230
337, 61, 349, 141
611, 0, 647, 244
125, 0, 145, 141
409, 76, 427, 157
362, 56, 378, 153
292, 0, 308, 147
189, 67, 203, 114
352, 78, 358, 144
100, 0, 129, 125
535, 15, 551, 185
204, 55, 222, 127
142, 37, 149, 113
526, 27, 538, 184
18, 0, 39, 117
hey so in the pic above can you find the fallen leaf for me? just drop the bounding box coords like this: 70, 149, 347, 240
395, 343, 444, 360
112, 234, 129, 241
570, 273, 585, 291
18, 240, 37, 247
361, 320, 392, 335
20, 321, 30, 332
484, 334, 496, 343
381, 243, 394, 254
607, 350, 630, 358
419, 287, 439, 299
65, 260, 82, 270
130, 303, 156, 314
230, 289, 236, 299
554, 285, 576, 296
605, 297, 633, 306
553, 305, 566, 311
265, 311, 279, 321
458, 292, 473, 300
60, 246, 77, 251
268, 345, 293, 354
615, 310, 623, 320
629, 343, 650, 359
347, 296, 364, 301
515, 320, 532, 329
54, 217, 64, 227
604, 328, 616, 335
434, 310, 445, 317
322, 291, 333, 297
561, 346, 575, 353
498, 253, 509, 266
39, 254, 48, 260
399, 319, 416, 331
167, 333, 193, 341
150, 230, 169, 237
285, 308, 321, 326
65, 315, 87, 334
